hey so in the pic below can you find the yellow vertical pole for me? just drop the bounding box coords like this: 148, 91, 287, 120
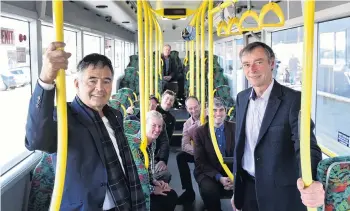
159, 24, 163, 101
300, 1, 316, 211
149, 7, 154, 96
208, 0, 233, 180
50, 1, 67, 210
190, 40, 195, 96
143, 3, 150, 112
154, 17, 159, 99
200, 2, 208, 124
137, 0, 149, 168
195, 7, 202, 99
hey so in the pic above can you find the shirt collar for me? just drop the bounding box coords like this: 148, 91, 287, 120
215, 123, 225, 132
249, 79, 274, 101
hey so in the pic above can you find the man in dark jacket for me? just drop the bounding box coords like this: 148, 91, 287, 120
25, 42, 146, 211
194, 97, 235, 211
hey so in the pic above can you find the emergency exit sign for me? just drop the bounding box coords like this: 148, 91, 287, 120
1, 28, 15, 45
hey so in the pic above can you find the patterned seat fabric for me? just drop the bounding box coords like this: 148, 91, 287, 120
108, 99, 127, 117
111, 92, 131, 108
125, 133, 151, 211
124, 119, 141, 135
117, 87, 137, 102
119, 67, 139, 96
28, 153, 55, 211
316, 156, 350, 211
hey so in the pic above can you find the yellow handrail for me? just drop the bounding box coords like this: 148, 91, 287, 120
137, 0, 149, 169
184, 41, 188, 66
208, 0, 235, 181
225, 17, 243, 36
50, 1, 67, 210
319, 144, 337, 158
200, 1, 208, 124
195, 5, 202, 99
217, 20, 228, 36
258, 1, 285, 27
227, 106, 235, 117
190, 40, 195, 96
149, 6, 154, 96
143, 1, 150, 113
154, 16, 159, 100
300, 1, 316, 211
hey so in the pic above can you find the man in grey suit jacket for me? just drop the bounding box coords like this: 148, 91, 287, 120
231, 42, 325, 211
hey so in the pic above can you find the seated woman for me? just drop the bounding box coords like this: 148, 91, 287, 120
126, 96, 172, 184
139, 110, 178, 211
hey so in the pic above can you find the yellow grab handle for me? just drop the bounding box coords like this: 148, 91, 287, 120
227, 106, 235, 116
183, 57, 188, 66
50, 1, 68, 211
133, 92, 138, 101
128, 97, 134, 107
225, 17, 243, 36
238, 10, 261, 32
258, 2, 285, 27
217, 20, 228, 37
186, 70, 190, 80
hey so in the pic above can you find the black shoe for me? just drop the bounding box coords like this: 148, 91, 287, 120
177, 190, 195, 205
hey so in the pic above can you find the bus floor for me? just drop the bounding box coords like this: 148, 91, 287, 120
168, 147, 233, 211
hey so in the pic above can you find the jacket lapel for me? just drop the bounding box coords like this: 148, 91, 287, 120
71, 99, 107, 168
256, 81, 282, 146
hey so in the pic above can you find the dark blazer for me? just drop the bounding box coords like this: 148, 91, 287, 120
193, 121, 235, 184
233, 80, 322, 211
25, 82, 145, 211
161, 54, 178, 82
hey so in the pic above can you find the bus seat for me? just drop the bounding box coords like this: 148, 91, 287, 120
117, 87, 137, 102
124, 133, 151, 210
119, 67, 139, 95
124, 119, 141, 135
127, 55, 139, 69
108, 99, 127, 117
111, 92, 131, 109
28, 153, 55, 211
316, 156, 350, 211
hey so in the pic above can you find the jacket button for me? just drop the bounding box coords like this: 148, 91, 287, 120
256, 157, 260, 161
100, 182, 105, 187
99, 203, 103, 208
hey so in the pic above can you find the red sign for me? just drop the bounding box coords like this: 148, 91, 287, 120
1, 28, 15, 45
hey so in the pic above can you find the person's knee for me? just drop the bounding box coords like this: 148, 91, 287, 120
176, 152, 186, 163
199, 179, 219, 198
156, 169, 172, 183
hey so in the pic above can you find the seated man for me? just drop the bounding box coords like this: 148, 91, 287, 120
156, 90, 176, 141
126, 95, 171, 183
176, 96, 201, 204
194, 97, 236, 211
140, 110, 178, 211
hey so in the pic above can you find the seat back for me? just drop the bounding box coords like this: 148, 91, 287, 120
123, 119, 141, 135
28, 153, 55, 211
316, 156, 350, 211
124, 133, 151, 210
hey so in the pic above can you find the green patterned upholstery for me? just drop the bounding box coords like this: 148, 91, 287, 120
28, 153, 55, 211
316, 156, 350, 211
124, 119, 141, 135
108, 99, 127, 117
111, 92, 131, 108
119, 67, 139, 95
127, 55, 139, 68
125, 133, 151, 210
